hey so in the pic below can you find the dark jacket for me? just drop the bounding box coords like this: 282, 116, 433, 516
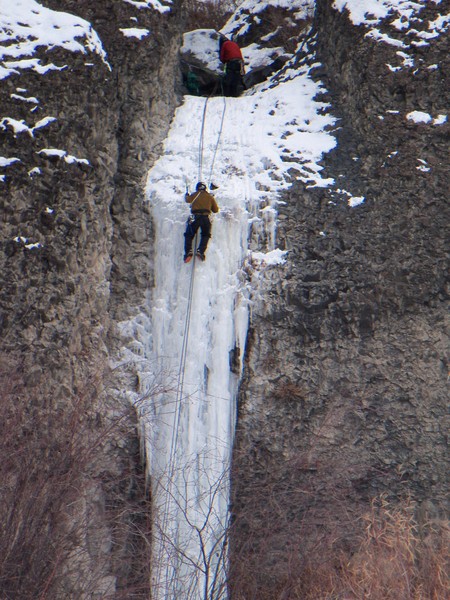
185, 190, 219, 214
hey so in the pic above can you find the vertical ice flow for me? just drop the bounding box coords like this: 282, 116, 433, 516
145, 96, 253, 599
138, 65, 336, 597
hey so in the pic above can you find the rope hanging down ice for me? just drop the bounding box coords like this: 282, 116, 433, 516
155, 89, 227, 598
155, 231, 198, 598
198, 92, 227, 187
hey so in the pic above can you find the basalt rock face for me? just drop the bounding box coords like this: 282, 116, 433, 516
0, 0, 181, 595
231, 0, 448, 592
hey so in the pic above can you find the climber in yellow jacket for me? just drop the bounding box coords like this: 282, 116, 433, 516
183, 182, 219, 263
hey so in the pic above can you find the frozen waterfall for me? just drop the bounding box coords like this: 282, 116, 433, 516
130, 57, 335, 597
145, 96, 253, 599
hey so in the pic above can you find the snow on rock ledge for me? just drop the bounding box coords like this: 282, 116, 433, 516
0, 0, 110, 80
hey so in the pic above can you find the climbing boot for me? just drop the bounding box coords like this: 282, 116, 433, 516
184, 252, 193, 263
196, 250, 206, 262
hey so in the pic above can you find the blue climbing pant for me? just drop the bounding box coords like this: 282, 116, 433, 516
184, 214, 212, 256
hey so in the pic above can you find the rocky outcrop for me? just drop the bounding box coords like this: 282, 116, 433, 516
180, 29, 224, 95
179, 4, 313, 98
180, 27, 293, 95
0, 0, 181, 595
231, 0, 448, 594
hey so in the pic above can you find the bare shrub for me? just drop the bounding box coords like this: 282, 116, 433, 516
0, 354, 152, 599
228, 450, 355, 600
229, 476, 449, 600
337, 497, 449, 600
150, 454, 231, 599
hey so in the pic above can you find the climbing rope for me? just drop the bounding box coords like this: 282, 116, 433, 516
156, 231, 198, 598
168, 233, 198, 477
207, 92, 227, 188
198, 87, 227, 187
198, 97, 209, 183
156, 87, 227, 598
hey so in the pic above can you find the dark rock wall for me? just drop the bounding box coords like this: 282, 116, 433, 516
231, 0, 448, 587
0, 0, 181, 594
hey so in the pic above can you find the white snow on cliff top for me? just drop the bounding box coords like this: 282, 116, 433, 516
227, 0, 312, 13
155, 49, 337, 194
181, 30, 223, 73
333, 0, 448, 48
0, 0, 109, 79
334, 0, 425, 25
122, 0, 172, 12
0, 0, 178, 81
222, 0, 314, 38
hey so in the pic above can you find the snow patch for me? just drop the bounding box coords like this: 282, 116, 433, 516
181, 29, 223, 74
0, 118, 30, 136
251, 248, 288, 265
37, 148, 90, 164
65, 154, 90, 165
1, 116, 57, 137
13, 236, 42, 249
333, 1, 429, 28
396, 51, 415, 68
221, 0, 313, 39
428, 11, 450, 35
0, 0, 110, 80
243, 42, 286, 69
122, 0, 172, 13
33, 116, 57, 131
119, 27, 150, 39
348, 195, 365, 207
416, 158, 430, 172
2, 58, 67, 77
366, 29, 406, 47
11, 93, 39, 104
333, 0, 448, 62
0, 156, 20, 167
433, 114, 447, 125
406, 110, 432, 123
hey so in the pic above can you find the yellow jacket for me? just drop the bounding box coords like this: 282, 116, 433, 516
185, 190, 219, 214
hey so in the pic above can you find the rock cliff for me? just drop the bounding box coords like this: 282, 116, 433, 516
0, 0, 181, 595
1, 0, 448, 597
231, 0, 448, 595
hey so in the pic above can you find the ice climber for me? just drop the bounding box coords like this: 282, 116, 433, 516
184, 182, 219, 263
219, 36, 245, 97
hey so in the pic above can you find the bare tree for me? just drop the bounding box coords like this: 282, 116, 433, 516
0, 354, 155, 599
150, 453, 231, 600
